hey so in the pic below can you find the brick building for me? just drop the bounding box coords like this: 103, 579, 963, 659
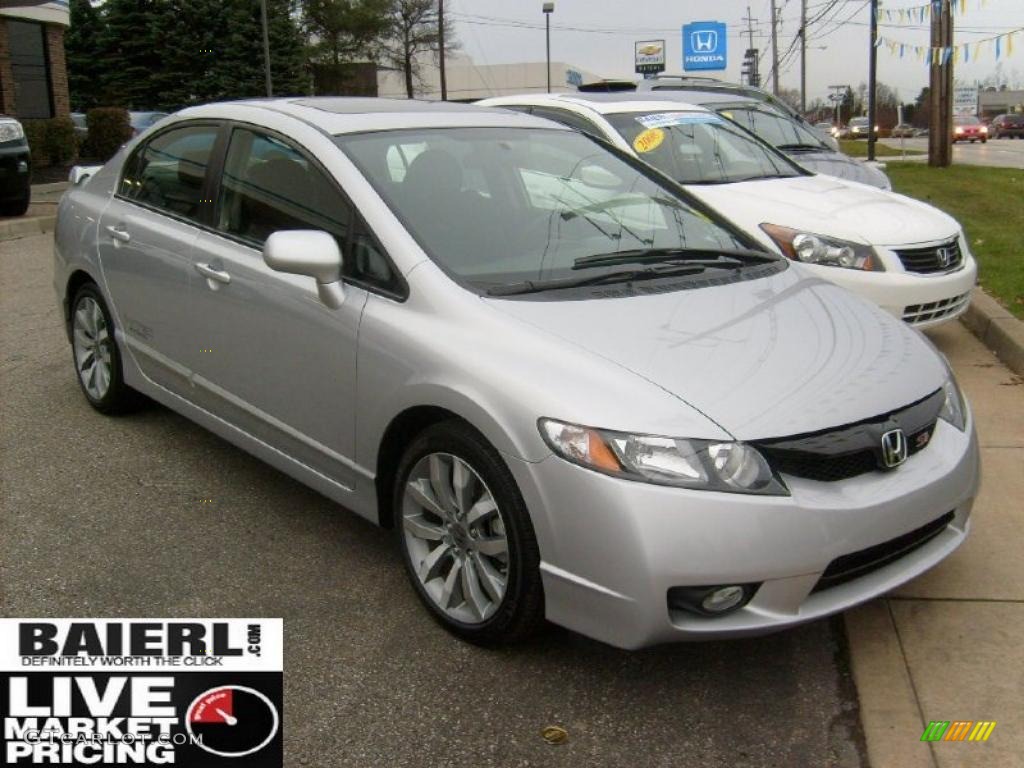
0, 1, 70, 119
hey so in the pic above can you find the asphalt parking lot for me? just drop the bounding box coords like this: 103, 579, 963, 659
0, 234, 873, 766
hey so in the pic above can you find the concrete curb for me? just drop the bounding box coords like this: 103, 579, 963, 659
845, 602, 936, 768
960, 288, 1024, 377
32, 181, 70, 194
0, 215, 57, 242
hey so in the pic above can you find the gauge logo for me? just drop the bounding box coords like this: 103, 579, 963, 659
185, 685, 280, 759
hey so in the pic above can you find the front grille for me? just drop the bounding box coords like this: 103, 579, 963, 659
755, 389, 944, 483
894, 238, 963, 274
812, 511, 955, 593
903, 292, 971, 325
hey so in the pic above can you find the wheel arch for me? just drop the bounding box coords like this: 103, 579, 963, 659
63, 269, 100, 340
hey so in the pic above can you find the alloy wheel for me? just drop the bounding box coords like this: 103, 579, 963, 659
72, 296, 113, 401
402, 453, 509, 624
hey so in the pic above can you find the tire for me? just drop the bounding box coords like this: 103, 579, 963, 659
0, 192, 29, 217
69, 283, 143, 414
394, 420, 545, 645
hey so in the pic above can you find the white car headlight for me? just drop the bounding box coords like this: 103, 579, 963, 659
539, 419, 789, 495
938, 375, 966, 431
0, 119, 25, 143
760, 224, 883, 271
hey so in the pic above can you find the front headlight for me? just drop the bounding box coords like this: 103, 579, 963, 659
760, 224, 883, 271
0, 119, 25, 143
938, 375, 966, 431
539, 419, 789, 495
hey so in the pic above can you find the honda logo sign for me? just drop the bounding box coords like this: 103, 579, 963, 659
683, 21, 727, 71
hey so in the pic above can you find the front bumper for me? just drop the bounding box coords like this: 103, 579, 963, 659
799, 255, 977, 329
509, 415, 979, 649
0, 143, 31, 201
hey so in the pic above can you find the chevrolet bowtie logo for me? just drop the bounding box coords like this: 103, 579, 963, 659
691, 30, 718, 52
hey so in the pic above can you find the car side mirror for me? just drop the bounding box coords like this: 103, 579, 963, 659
69, 165, 102, 186
263, 230, 345, 309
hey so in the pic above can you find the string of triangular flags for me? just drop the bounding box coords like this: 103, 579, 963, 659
876, 27, 1021, 65
877, 0, 991, 25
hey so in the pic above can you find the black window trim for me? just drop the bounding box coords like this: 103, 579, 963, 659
115, 118, 408, 302
115, 119, 228, 230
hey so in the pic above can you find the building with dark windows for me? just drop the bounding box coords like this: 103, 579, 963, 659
0, 1, 70, 119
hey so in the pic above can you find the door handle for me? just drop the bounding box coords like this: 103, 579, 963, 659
195, 262, 232, 285
105, 225, 131, 243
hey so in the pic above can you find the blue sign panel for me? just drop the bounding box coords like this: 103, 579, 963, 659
683, 21, 727, 71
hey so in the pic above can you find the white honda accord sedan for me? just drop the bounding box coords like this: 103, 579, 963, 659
55, 98, 978, 649
479, 94, 978, 328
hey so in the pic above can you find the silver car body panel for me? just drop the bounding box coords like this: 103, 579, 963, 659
53, 98, 979, 648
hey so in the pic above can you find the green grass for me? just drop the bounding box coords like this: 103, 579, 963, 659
839, 139, 924, 157
886, 163, 1024, 318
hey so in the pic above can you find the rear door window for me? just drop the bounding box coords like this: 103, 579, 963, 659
120, 124, 220, 222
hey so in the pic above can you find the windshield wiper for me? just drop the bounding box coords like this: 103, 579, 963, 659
486, 264, 710, 297
776, 142, 828, 152
572, 246, 773, 270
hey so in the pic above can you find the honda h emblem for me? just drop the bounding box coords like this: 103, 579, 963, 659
936, 246, 954, 268
692, 30, 718, 52
881, 429, 908, 468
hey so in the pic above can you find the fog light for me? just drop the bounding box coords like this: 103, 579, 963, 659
667, 583, 759, 617
701, 586, 746, 613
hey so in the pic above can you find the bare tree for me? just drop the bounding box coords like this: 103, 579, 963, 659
383, 0, 457, 98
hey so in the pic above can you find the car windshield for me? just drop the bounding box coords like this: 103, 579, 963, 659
954, 116, 979, 126
605, 111, 801, 185
337, 127, 762, 293
715, 105, 830, 151
849, 117, 869, 126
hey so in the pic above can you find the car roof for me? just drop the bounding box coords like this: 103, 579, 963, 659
480, 92, 710, 116
176, 97, 564, 134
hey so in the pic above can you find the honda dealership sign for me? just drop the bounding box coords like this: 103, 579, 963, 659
683, 21, 727, 71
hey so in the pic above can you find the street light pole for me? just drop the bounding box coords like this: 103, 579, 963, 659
543, 3, 554, 93
260, 0, 273, 97
867, 0, 878, 161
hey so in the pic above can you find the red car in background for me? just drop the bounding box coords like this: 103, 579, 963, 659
953, 115, 987, 143
991, 113, 1024, 139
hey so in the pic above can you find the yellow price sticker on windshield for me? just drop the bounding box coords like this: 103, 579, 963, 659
633, 128, 665, 153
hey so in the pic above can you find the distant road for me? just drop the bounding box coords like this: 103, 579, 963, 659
878, 137, 1024, 169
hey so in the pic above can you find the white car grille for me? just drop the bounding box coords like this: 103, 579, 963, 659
902, 292, 971, 325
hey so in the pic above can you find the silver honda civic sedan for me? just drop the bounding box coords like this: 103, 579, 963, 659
54, 98, 979, 649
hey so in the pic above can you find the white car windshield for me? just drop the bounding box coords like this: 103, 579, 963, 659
716, 105, 831, 151
338, 127, 766, 293
606, 111, 802, 185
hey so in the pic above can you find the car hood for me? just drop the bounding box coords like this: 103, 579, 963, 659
486, 266, 947, 441
689, 174, 960, 247
782, 150, 891, 189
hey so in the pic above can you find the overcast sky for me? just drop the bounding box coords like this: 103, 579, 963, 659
447, 0, 1024, 104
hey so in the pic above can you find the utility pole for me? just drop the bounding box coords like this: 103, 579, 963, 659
799, 0, 807, 112
929, 0, 953, 166
743, 6, 758, 54
770, 0, 780, 96
867, 0, 878, 160
439, 0, 447, 100
260, 0, 273, 97
543, 3, 554, 93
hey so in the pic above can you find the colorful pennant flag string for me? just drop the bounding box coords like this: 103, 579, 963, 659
875, 27, 1021, 65
877, 0, 991, 24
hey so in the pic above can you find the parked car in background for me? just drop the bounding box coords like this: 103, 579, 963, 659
813, 121, 838, 142
129, 111, 170, 137
0, 114, 30, 216
990, 113, 1024, 139
57, 97, 978, 649
891, 123, 916, 138
617, 90, 890, 189
952, 115, 987, 143
479, 93, 977, 328
70, 112, 89, 143
847, 116, 879, 139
